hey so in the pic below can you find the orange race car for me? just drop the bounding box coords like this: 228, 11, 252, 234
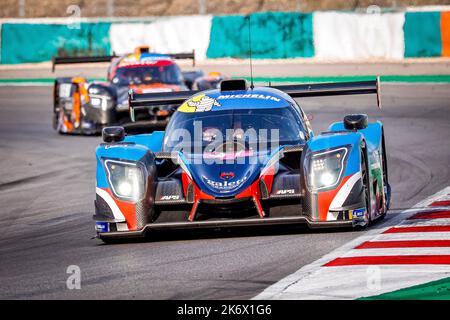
52, 46, 207, 135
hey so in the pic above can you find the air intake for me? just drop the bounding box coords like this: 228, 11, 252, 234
220, 79, 248, 92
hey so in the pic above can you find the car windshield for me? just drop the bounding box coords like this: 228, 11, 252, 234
163, 107, 307, 155
112, 65, 183, 86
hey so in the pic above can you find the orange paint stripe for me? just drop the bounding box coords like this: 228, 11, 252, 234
441, 11, 450, 57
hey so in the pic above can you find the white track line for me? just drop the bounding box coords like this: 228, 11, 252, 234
399, 218, 450, 226
254, 186, 450, 300
262, 265, 450, 300
372, 232, 450, 241
342, 247, 450, 257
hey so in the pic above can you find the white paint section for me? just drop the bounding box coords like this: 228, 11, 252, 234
406, 5, 450, 12
343, 247, 450, 257
400, 218, 450, 226
329, 172, 361, 210
259, 265, 450, 300
326, 211, 339, 221
371, 232, 450, 242
110, 15, 212, 60
313, 12, 405, 60
254, 186, 450, 300
95, 187, 126, 221
116, 222, 129, 231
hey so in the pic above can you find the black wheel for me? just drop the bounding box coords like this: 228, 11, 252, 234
56, 110, 66, 134
361, 148, 372, 225
52, 110, 58, 130
380, 131, 390, 214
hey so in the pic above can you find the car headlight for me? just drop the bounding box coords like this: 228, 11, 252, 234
89, 95, 111, 110
104, 159, 146, 201
306, 147, 348, 191
90, 97, 102, 106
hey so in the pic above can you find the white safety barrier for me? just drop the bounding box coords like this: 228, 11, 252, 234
313, 12, 405, 60
110, 15, 212, 60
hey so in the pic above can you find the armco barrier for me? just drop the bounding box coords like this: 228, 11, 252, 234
2, 10, 450, 64
206, 12, 314, 59
1, 22, 111, 64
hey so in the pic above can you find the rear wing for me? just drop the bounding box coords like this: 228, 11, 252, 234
271, 77, 381, 109
128, 90, 198, 122
167, 50, 196, 66
128, 77, 382, 121
52, 50, 196, 72
52, 55, 117, 72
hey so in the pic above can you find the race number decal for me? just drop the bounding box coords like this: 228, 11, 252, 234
59, 83, 73, 98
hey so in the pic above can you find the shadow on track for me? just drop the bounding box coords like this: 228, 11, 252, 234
95, 207, 417, 246
97, 223, 362, 245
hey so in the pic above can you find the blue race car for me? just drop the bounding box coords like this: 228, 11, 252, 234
93, 78, 390, 242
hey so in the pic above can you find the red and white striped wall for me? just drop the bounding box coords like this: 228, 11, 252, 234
255, 186, 450, 300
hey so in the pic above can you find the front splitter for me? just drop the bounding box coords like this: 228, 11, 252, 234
98, 216, 354, 240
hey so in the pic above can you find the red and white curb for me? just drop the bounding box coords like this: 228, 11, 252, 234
254, 186, 450, 300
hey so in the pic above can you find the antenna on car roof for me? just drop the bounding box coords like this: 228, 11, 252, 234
246, 15, 254, 90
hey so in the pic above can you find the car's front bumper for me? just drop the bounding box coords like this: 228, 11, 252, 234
97, 216, 354, 240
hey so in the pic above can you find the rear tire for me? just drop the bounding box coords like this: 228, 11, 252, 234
56, 110, 66, 134
361, 147, 372, 226
380, 131, 390, 216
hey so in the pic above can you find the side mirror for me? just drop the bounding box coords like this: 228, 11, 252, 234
102, 126, 125, 143
344, 114, 368, 130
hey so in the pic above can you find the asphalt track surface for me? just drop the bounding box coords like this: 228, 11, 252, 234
0, 83, 449, 299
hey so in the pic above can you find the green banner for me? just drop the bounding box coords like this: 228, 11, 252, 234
1, 22, 111, 64
404, 12, 442, 57
207, 12, 314, 59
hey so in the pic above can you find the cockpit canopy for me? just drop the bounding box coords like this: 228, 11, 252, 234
163, 90, 308, 155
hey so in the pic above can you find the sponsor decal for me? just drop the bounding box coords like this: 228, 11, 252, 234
104, 144, 132, 149
59, 83, 73, 98
140, 56, 169, 63
203, 175, 248, 190
160, 195, 181, 201
217, 94, 281, 102
220, 172, 235, 180
352, 208, 366, 218
95, 221, 109, 233
276, 189, 295, 195
178, 94, 221, 113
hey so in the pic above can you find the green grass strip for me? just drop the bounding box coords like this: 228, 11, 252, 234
359, 277, 450, 300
